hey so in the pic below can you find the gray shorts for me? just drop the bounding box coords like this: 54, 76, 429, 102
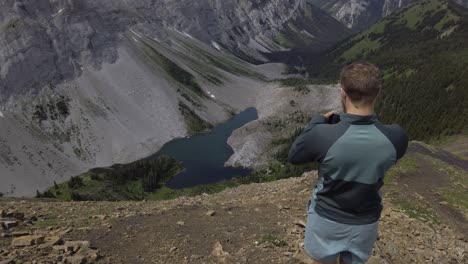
304, 201, 378, 264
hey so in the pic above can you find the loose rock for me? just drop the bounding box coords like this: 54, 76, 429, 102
206, 210, 216, 216
211, 241, 229, 257
11, 235, 45, 247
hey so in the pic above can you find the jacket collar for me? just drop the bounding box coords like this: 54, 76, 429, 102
340, 113, 378, 125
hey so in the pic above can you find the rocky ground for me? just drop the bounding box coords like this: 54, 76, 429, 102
1, 159, 467, 264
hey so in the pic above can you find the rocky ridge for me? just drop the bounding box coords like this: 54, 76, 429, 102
308, 0, 416, 31
0, 170, 466, 263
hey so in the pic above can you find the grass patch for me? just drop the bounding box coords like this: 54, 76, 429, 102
342, 37, 381, 61
175, 37, 264, 79
276, 78, 311, 94
149, 161, 314, 200
397, 0, 443, 29
39, 156, 183, 201
420, 155, 468, 210
394, 198, 441, 224
138, 38, 205, 97
178, 101, 213, 135
275, 32, 294, 48
384, 155, 419, 184
33, 217, 61, 229
260, 234, 288, 247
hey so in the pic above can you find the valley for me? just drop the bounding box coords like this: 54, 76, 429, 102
0, 0, 350, 197
0, 0, 468, 263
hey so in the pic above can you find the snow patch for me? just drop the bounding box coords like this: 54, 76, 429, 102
130, 29, 143, 39
206, 90, 217, 99
52, 8, 64, 17
211, 41, 221, 51
301, 30, 316, 39
182, 32, 194, 39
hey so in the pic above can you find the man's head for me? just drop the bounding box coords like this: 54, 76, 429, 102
340, 62, 381, 113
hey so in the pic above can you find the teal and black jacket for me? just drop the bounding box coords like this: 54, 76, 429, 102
288, 113, 408, 225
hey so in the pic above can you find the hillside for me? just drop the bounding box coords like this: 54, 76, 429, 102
36, 82, 340, 201
0, 139, 467, 263
0, 0, 351, 197
308, 0, 416, 31
299, 0, 468, 142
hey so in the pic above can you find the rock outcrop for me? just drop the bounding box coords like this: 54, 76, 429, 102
309, 0, 416, 31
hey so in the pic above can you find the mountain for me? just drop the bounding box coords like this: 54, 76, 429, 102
308, 0, 416, 31
301, 0, 468, 141
0, 0, 350, 197
455, 0, 468, 7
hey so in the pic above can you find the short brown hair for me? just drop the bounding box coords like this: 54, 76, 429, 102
340, 62, 381, 105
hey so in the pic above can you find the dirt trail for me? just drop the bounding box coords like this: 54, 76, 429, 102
401, 143, 468, 234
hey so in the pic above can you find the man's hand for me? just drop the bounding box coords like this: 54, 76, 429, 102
322, 111, 335, 119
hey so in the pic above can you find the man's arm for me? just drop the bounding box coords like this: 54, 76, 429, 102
288, 113, 329, 165
396, 127, 409, 160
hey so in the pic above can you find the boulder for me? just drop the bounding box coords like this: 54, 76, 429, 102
44, 236, 63, 246
0, 258, 15, 264
1, 221, 18, 229
52, 245, 67, 254
12, 231, 30, 237
206, 210, 216, 216
64, 241, 91, 253
65, 255, 86, 264
211, 241, 229, 257
11, 235, 45, 247
76, 247, 100, 262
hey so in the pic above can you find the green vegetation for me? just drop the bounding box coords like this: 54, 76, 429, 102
383, 154, 440, 224
394, 198, 441, 224
178, 101, 213, 135
0, 18, 22, 34
173, 36, 265, 79
397, 0, 444, 29
341, 37, 381, 61
299, 0, 468, 142
260, 234, 288, 247
384, 155, 419, 184
43, 159, 313, 202
38, 156, 183, 201
33, 96, 71, 122
421, 154, 468, 210
276, 78, 311, 94
139, 38, 205, 97
145, 161, 314, 200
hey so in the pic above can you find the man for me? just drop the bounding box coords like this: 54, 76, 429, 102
288, 62, 408, 264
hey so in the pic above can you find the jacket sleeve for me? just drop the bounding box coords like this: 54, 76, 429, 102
396, 127, 409, 160
288, 114, 327, 165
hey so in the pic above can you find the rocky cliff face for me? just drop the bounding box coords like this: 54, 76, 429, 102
309, 0, 416, 31
454, 0, 468, 7
0, 0, 348, 104
0, 0, 349, 197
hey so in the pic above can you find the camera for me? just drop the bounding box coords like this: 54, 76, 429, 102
328, 114, 341, 124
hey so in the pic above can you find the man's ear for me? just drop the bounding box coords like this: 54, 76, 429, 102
340, 86, 347, 99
